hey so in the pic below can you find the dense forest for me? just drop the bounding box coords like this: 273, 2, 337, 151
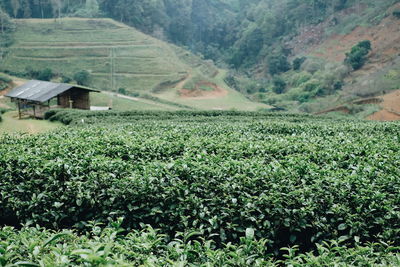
1, 0, 395, 68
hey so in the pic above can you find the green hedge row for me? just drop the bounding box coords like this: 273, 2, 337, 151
1, 115, 399, 253
1, 224, 399, 266
44, 109, 334, 125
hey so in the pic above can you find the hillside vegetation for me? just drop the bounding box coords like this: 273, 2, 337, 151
1, 1, 400, 114
0, 18, 268, 111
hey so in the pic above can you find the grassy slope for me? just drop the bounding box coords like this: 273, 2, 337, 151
91, 92, 180, 111
0, 111, 61, 134
158, 70, 269, 111
2, 18, 269, 111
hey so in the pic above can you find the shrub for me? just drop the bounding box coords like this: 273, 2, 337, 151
268, 53, 291, 75
118, 87, 127, 95
345, 40, 372, 70
2, 225, 400, 266
1, 111, 400, 258
61, 75, 72, 83
0, 73, 12, 83
73, 70, 91, 86
130, 91, 140, 97
37, 68, 54, 81
0, 83, 7, 91
285, 87, 314, 103
290, 72, 312, 87
302, 58, 326, 74
292, 57, 306, 71
272, 76, 287, 94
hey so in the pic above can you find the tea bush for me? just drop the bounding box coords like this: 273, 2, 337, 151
1, 222, 400, 266
1, 112, 399, 256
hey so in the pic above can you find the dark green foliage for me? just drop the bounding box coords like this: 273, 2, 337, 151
73, 70, 90, 86
0, 108, 8, 122
357, 40, 372, 51
293, 57, 306, 71
272, 76, 287, 94
393, 9, 400, 18
2, 225, 400, 266
0, 7, 15, 57
334, 81, 343, 90
118, 87, 126, 95
0, 73, 11, 83
2, 111, 400, 256
23, 67, 54, 81
37, 67, 53, 81
345, 40, 372, 70
61, 75, 72, 83
268, 53, 291, 75
0, 73, 11, 91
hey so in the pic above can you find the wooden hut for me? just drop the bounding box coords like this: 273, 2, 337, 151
5, 80, 99, 119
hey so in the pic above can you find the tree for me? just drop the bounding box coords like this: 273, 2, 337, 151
22, 0, 32, 18
74, 70, 91, 86
268, 53, 291, 75
50, 0, 62, 20
86, 0, 99, 18
37, 68, 53, 81
344, 40, 372, 70
293, 57, 306, 71
11, 0, 20, 18
0, 8, 14, 34
118, 87, 126, 95
272, 76, 286, 94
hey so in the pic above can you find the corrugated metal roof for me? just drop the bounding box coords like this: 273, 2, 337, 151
5, 80, 98, 103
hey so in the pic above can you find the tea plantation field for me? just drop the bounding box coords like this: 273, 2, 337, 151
1, 111, 399, 265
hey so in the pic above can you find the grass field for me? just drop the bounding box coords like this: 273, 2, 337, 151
91, 92, 180, 111
0, 111, 61, 134
1, 18, 270, 111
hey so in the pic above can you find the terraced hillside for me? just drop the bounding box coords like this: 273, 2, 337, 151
3, 19, 184, 92
1, 18, 269, 111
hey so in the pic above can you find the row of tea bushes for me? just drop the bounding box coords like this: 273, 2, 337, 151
1, 223, 399, 266
1, 114, 399, 253
43, 109, 331, 125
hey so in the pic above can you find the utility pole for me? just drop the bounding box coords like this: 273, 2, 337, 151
110, 47, 115, 91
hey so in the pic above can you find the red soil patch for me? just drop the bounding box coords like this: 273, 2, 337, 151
179, 81, 228, 100
368, 109, 400, 121
368, 90, 400, 121
380, 90, 400, 113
